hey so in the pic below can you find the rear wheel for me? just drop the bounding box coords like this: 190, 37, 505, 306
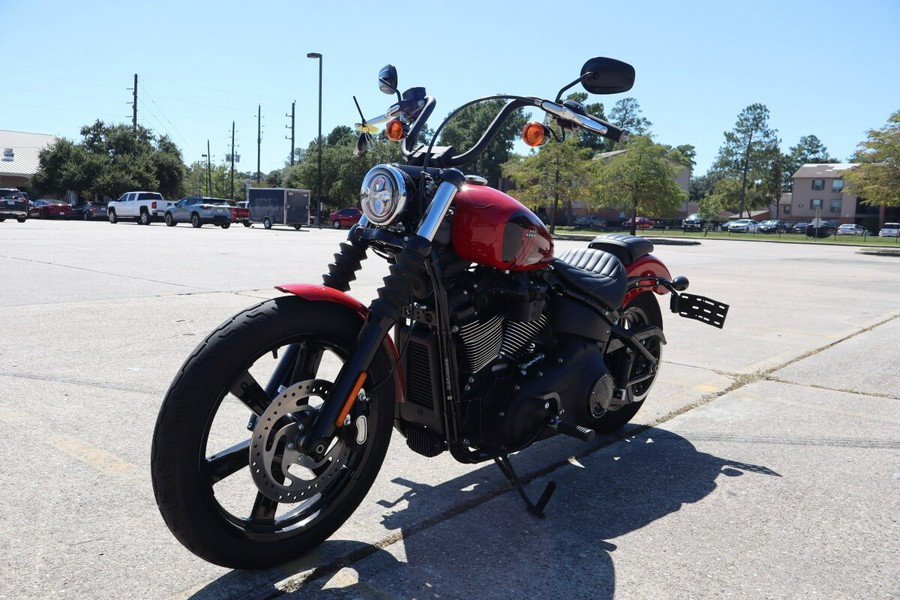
221, 222, 231, 229
332, 220, 341, 229
139, 210, 152, 225
263, 216, 272, 229
595, 291, 663, 434
150, 297, 396, 569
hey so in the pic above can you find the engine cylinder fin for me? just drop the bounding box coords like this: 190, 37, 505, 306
457, 314, 505, 373
501, 315, 549, 361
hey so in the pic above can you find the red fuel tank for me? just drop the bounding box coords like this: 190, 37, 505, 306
451, 184, 553, 271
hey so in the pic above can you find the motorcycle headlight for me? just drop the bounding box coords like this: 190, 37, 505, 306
360, 164, 407, 226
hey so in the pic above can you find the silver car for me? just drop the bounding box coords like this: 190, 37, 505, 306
164, 197, 234, 229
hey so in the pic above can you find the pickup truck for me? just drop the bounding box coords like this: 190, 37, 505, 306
107, 191, 175, 225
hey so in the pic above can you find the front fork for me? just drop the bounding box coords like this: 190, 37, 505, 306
301, 171, 465, 459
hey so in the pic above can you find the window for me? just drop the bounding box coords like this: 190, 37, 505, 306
811, 199, 823, 210
782, 205, 792, 215
831, 179, 844, 193
811, 179, 825, 190
830, 198, 842, 213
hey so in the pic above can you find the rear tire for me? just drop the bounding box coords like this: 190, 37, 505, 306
263, 216, 272, 229
139, 210, 152, 225
221, 222, 231, 229
150, 297, 396, 569
594, 291, 663, 434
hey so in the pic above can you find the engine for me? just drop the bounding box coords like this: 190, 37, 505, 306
397, 265, 615, 458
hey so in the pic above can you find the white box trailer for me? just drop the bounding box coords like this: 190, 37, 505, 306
247, 188, 311, 230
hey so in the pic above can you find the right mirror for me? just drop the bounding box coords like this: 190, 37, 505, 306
580, 57, 635, 95
379, 65, 398, 95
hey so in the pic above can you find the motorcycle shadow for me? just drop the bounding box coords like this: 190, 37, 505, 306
191, 426, 778, 599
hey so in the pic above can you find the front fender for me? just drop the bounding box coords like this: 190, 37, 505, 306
275, 283, 405, 402
624, 254, 672, 306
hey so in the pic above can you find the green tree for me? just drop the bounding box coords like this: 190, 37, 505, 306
712, 104, 780, 217
33, 121, 185, 200
503, 133, 593, 233
438, 99, 526, 187
843, 110, 900, 207
592, 135, 686, 234
782, 134, 836, 190
608, 97, 653, 139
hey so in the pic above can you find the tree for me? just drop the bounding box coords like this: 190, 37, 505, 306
712, 104, 780, 217
592, 135, 687, 234
608, 98, 653, 139
438, 99, 526, 187
32, 121, 185, 200
782, 134, 836, 190
503, 132, 593, 233
843, 110, 900, 207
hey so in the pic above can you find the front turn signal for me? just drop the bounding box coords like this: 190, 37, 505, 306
522, 122, 550, 147
385, 118, 407, 142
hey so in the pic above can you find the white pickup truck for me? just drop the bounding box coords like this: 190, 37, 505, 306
107, 191, 176, 225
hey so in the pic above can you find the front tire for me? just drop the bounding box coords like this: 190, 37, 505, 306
150, 297, 396, 569
191, 213, 202, 228
332, 220, 341, 229
108, 210, 117, 224
165, 213, 176, 227
595, 291, 663, 434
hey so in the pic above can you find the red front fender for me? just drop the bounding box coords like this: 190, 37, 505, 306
275, 283, 405, 402
623, 254, 672, 306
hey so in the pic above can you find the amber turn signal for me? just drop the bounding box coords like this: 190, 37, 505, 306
385, 118, 407, 142
522, 122, 550, 147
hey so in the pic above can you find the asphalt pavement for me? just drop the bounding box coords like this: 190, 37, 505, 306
0, 220, 897, 599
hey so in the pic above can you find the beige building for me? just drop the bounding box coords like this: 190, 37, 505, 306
782, 163, 858, 224
0, 130, 58, 192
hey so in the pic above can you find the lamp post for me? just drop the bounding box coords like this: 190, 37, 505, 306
202, 141, 212, 196
307, 52, 323, 228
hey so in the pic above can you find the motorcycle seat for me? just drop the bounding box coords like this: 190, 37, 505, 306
553, 247, 627, 310
587, 233, 654, 266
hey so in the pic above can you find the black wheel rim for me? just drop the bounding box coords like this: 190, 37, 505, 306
198, 336, 378, 539
618, 299, 662, 402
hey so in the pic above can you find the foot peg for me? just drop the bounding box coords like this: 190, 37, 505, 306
548, 417, 596, 442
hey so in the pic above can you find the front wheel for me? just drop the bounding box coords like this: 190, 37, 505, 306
191, 213, 202, 228
151, 297, 396, 569
165, 213, 176, 227
595, 291, 663, 434
108, 210, 117, 224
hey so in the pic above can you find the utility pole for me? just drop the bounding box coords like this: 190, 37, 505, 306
128, 74, 138, 131
286, 101, 296, 166
206, 140, 212, 197
230, 121, 236, 200
256, 104, 262, 184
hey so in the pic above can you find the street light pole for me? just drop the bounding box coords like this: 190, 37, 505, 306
307, 52, 323, 228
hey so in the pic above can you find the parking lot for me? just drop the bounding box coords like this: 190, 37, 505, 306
1, 219, 898, 599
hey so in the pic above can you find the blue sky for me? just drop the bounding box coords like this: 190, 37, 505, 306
3, 0, 898, 178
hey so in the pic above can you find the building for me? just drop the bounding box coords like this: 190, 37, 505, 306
783, 163, 897, 230
0, 130, 58, 192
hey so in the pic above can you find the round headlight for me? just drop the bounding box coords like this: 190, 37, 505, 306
360, 164, 407, 226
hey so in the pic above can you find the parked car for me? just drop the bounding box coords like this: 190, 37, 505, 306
0, 188, 29, 223
836, 224, 868, 236
879, 222, 900, 237
573, 215, 607, 229
28, 199, 72, 219
758, 219, 786, 234
792, 222, 809, 234
329, 207, 363, 229
81, 202, 109, 221
727, 219, 759, 233
107, 191, 174, 224
719, 219, 736, 231
233, 201, 251, 227
806, 222, 835, 238
623, 216, 654, 230
164, 197, 234, 228
681, 213, 706, 231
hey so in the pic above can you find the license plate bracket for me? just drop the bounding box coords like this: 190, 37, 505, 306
671, 293, 729, 329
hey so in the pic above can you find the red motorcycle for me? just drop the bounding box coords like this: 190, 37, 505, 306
151, 57, 728, 569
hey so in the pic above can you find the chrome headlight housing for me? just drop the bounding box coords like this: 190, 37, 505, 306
360, 164, 407, 227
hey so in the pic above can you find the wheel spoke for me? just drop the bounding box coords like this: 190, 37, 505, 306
230, 371, 271, 415
207, 439, 251, 484
249, 492, 278, 524
290, 342, 325, 382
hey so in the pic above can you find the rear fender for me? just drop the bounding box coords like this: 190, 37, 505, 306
623, 254, 672, 306
275, 283, 405, 402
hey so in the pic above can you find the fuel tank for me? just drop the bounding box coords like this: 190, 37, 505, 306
451, 184, 553, 271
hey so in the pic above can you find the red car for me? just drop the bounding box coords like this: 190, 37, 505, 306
28, 199, 73, 219
623, 216, 654, 229
329, 207, 362, 229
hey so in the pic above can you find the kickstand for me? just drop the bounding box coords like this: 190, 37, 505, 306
494, 454, 557, 518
